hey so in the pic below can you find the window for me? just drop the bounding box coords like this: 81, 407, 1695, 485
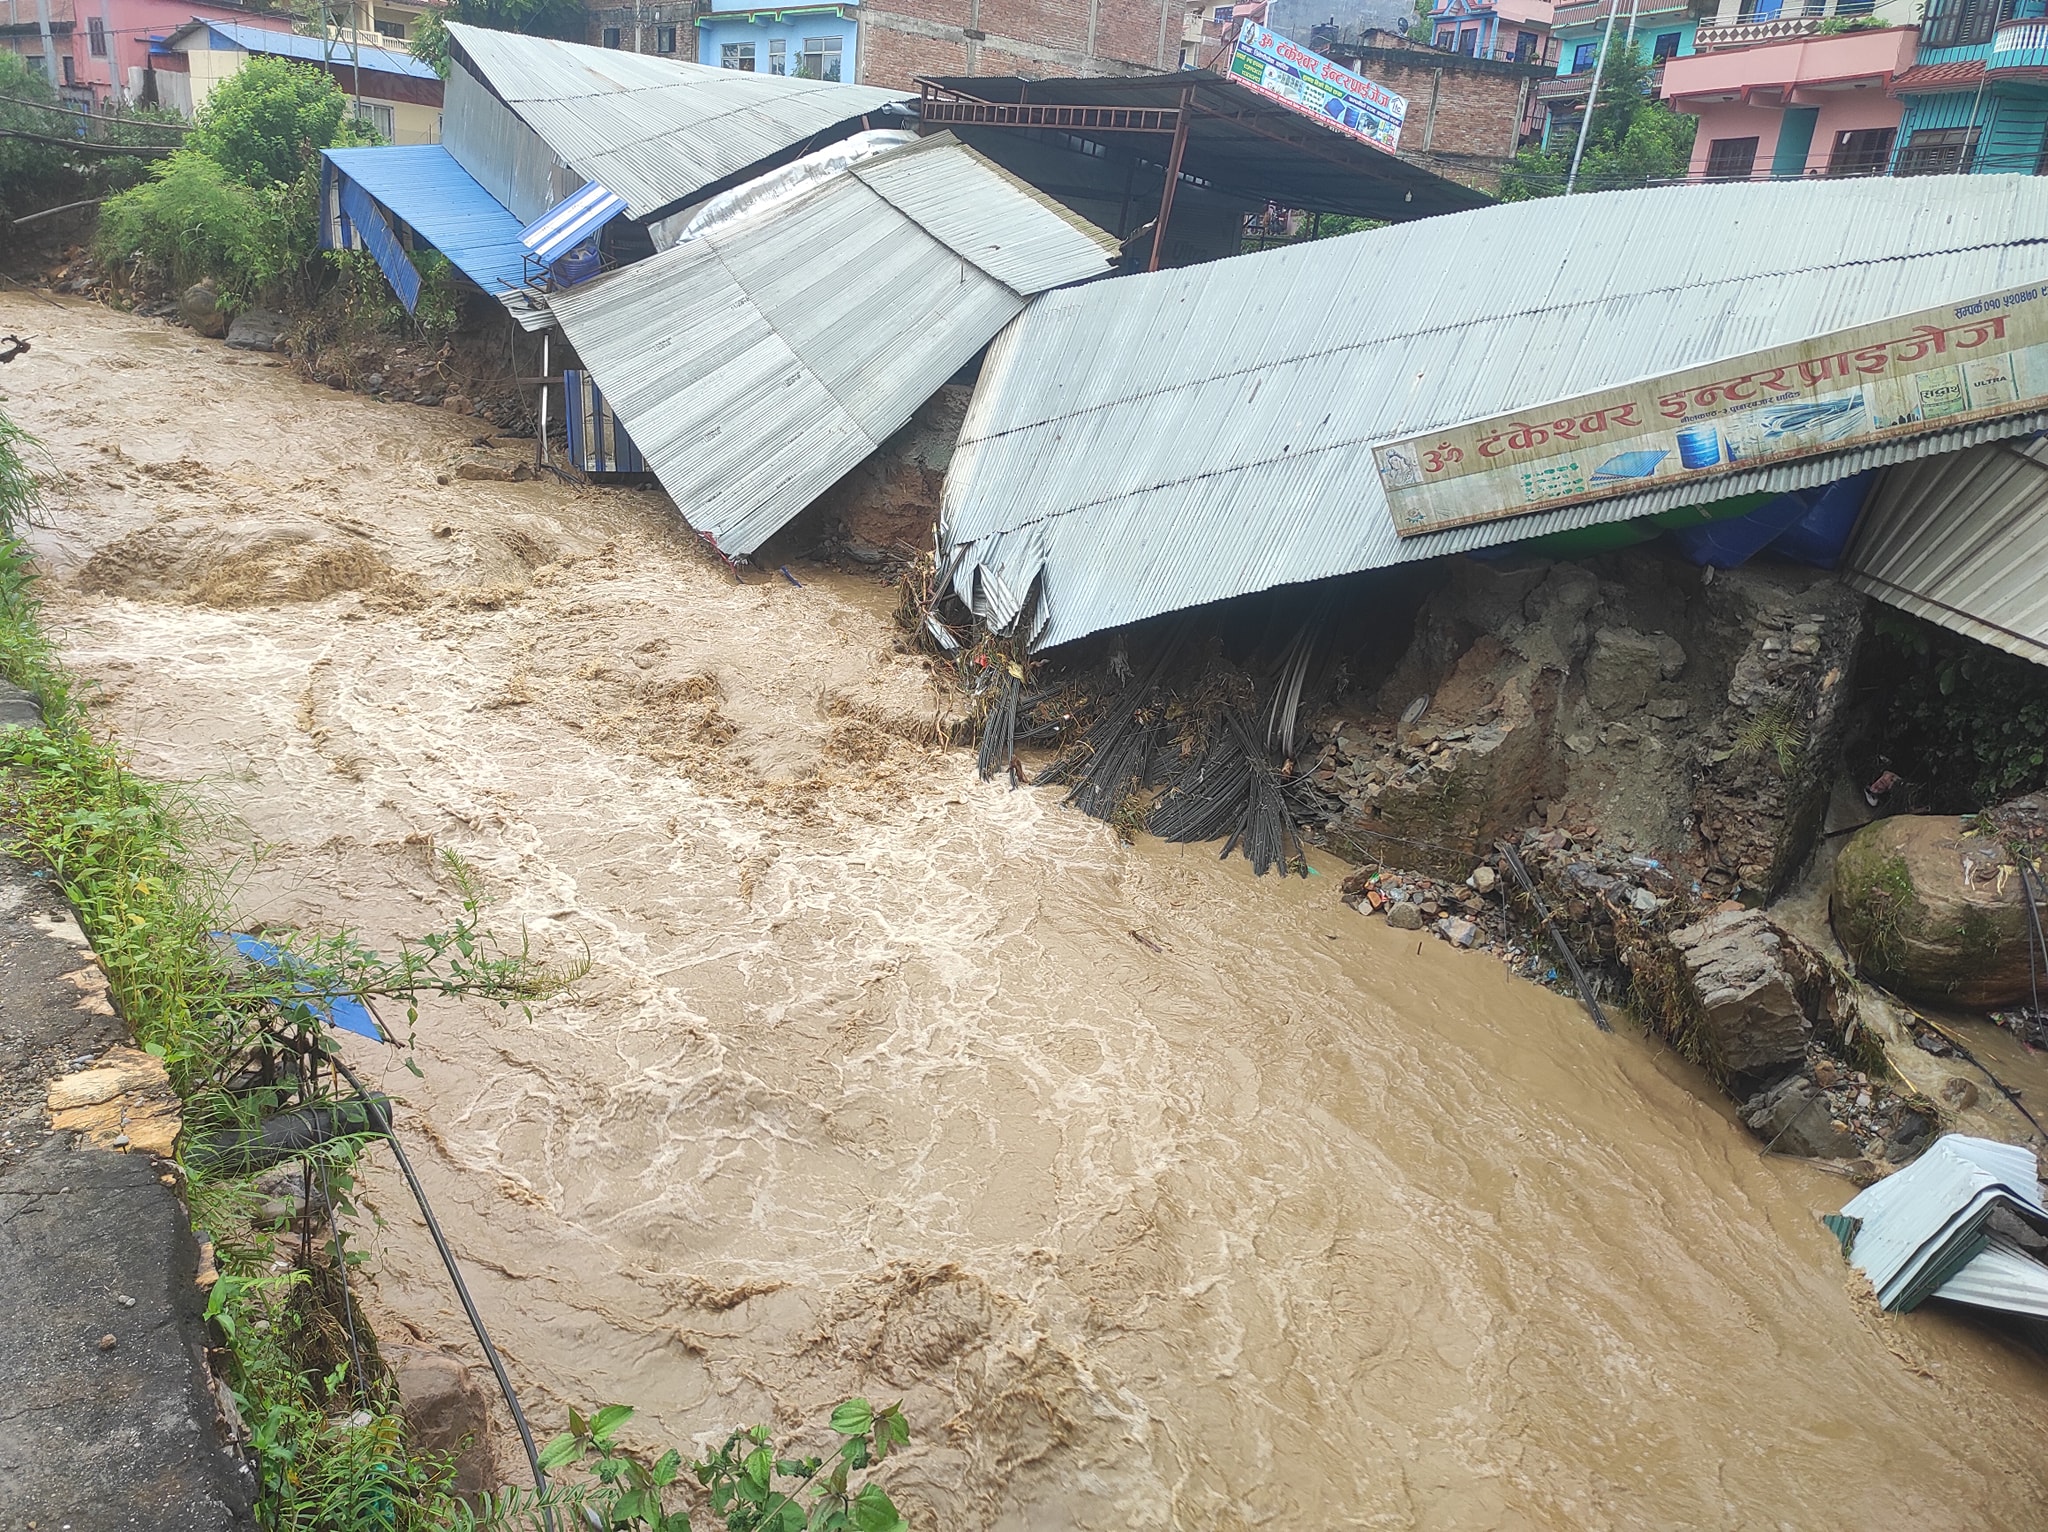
1897, 125, 1978, 174
800, 33, 841, 79
356, 101, 394, 139
722, 40, 756, 69
1457, 25, 1478, 51
602, 25, 621, 47
87, 15, 106, 55
23, 55, 44, 79
1513, 27, 1535, 57
1435, 27, 1456, 45
1651, 29, 1679, 58
1825, 126, 1894, 176
1571, 41, 1596, 70
656, 23, 677, 50
61, 52, 75, 84
1736, 0, 1782, 18
374, 17, 407, 38
1921, 0, 2005, 47
1704, 136, 1759, 178
769, 37, 787, 72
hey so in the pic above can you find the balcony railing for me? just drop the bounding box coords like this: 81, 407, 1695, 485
1990, 16, 2048, 68
1535, 58, 1667, 96
1694, 14, 1825, 45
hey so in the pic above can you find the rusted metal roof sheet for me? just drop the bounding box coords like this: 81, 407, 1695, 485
445, 23, 909, 221
939, 175, 2048, 651
1845, 437, 2048, 669
547, 135, 1116, 557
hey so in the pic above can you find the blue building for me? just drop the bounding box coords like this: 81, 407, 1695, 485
693, 0, 858, 79
1891, 0, 2048, 174
1536, 0, 1695, 149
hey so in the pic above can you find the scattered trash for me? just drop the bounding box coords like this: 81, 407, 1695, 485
779, 565, 803, 587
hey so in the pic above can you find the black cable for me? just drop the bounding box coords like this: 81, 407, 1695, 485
326, 1053, 556, 1532
1498, 840, 1611, 1032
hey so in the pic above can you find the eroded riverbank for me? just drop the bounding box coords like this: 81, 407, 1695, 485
11, 296, 2048, 1529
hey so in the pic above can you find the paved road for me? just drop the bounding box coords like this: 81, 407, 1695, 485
0, 687, 252, 1529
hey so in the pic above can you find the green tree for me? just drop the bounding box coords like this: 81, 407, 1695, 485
1498, 41, 1696, 199
189, 55, 367, 190
408, 0, 587, 75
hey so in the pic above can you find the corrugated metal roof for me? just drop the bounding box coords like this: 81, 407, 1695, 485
172, 18, 440, 80
446, 23, 909, 221
1845, 437, 2048, 668
939, 174, 2048, 651
1838, 1135, 2047, 1312
1933, 1236, 2048, 1318
322, 145, 533, 302
547, 134, 1116, 557
519, 180, 627, 263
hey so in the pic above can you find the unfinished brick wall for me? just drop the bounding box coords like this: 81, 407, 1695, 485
857, 0, 1175, 88
1325, 38, 1545, 189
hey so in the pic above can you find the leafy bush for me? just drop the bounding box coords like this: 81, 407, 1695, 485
96, 149, 292, 303
1868, 609, 2048, 810
1498, 46, 1696, 199
191, 55, 368, 190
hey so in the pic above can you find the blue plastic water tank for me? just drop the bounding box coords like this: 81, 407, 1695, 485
552, 241, 602, 288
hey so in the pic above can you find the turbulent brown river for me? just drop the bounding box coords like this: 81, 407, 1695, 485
12, 299, 2048, 1528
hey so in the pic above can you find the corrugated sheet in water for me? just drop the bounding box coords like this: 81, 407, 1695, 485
447, 23, 909, 220
941, 175, 2048, 651
547, 138, 1115, 557
1934, 1237, 2048, 1318
1846, 437, 2048, 667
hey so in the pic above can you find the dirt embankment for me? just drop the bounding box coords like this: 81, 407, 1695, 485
14, 296, 2048, 1530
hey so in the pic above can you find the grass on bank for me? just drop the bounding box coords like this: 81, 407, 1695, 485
0, 413, 915, 1531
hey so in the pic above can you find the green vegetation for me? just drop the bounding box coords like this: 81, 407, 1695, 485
1732, 700, 1809, 780
472, 1399, 911, 1530
1867, 609, 2048, 810
410, 0, 586, 76
1498, 45, 1697, 200
0, 52, 186, 222
97, 58, 375, 311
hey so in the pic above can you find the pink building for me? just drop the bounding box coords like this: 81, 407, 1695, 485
1, 0, 293, 105
1660, 26, 1919, 179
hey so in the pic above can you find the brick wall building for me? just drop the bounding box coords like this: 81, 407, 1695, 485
1320, 28, 1547, 189
584, 0, 1181, 89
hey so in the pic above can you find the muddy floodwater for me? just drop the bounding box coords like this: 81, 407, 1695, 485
11, 299, 2048, 1528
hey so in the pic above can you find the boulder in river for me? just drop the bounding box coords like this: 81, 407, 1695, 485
1831, 815, 2037, 1009
179, 280, 228, 339
1667, 907, 1812, 1075
387, 1345, 498, 1499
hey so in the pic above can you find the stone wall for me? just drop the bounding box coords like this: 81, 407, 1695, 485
1310, 549, 1866, 902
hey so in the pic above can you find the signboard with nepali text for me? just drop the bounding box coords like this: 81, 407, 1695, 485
1374, 283, 2048, 537
1228, 25, 1406, 154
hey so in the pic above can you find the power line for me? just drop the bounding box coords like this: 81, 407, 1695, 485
0, 88, 189, 131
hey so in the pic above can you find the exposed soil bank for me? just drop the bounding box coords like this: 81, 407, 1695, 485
13, 297, 2048, 1528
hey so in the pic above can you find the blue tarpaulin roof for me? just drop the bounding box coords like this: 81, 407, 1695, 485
520, 181, 626, 265
172, 17, 439, 80
323, 145, 533, 303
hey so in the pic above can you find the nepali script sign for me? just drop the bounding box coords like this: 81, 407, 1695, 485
1374, 283, 2048, 538
1229, 25, 1406, 154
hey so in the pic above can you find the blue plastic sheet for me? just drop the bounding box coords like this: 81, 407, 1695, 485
225, 932, 386, 1042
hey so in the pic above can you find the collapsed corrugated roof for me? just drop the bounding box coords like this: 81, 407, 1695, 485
939, 175, 2048, 651
444, 23, 910, 222
1829, 1135, 2048, 1316
1846, 437, 2048, 669
547, 133, 1119, 557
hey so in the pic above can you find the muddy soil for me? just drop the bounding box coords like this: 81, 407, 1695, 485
11, 298, 2048, 1530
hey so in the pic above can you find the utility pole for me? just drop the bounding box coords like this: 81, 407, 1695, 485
100, 0, 122, 105
1564, 0, 1621, 195
32, 0, 55, 88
